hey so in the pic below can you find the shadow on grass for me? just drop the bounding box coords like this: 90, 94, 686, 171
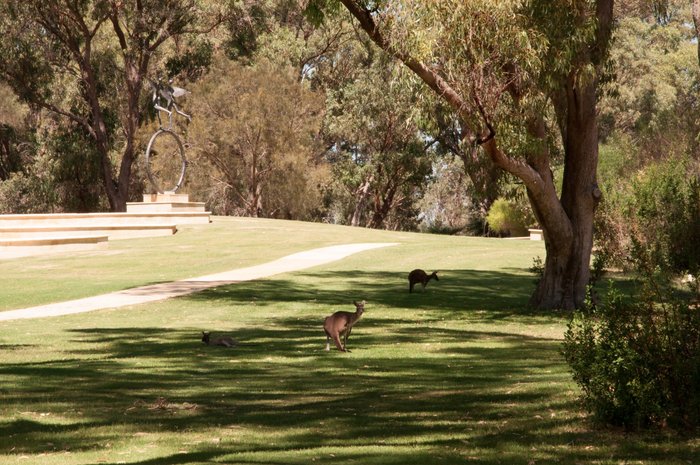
1, 268, 696, 464
2, 321, 697, 464
184, 268, 547, 317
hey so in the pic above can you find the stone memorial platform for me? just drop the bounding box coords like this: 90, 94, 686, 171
0, 194, 210, 259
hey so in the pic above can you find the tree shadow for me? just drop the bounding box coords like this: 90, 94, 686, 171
184, 267, 547, 318
2, 267, 696, 464
3, 320, 697, 464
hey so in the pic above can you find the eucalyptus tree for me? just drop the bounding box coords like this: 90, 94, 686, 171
423, 102, 503, 219
226, 0, 359, 87
599, 4, 700, 159
0, 1, 222, 211
312, 0, 614, 309
188, 58, 326, 219
325, 61, 434, 229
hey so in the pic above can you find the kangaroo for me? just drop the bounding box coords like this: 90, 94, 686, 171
323, 300, 365, 352
201, 331, 236, 348
408, 269, 439, 293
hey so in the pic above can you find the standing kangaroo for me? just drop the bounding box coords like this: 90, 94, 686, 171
201, 331, 236, 348
408, 269, 439, 293
323, 300, 365, 352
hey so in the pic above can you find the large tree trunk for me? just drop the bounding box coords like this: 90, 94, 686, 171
531, 0, 611, 308
338, 0, 613, 309
694, 0, 700, 65
113, 61, 146, 213
80, 34, 133, 212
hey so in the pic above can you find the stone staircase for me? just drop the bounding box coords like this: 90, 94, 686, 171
0, 193, 210, 259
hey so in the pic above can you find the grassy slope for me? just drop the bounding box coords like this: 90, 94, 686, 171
0, 217, 402, 311
0, 217, 697, 465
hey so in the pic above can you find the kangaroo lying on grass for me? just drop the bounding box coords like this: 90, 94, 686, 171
408, 269, 439, 293
201, 331, 237, 348
323, 300, 365, 352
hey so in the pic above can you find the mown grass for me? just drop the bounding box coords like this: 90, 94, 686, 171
0, 217, 698, 464
0, 217, 403, 311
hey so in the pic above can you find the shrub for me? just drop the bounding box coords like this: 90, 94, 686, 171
595, 156, 700, 285
486, 198, 531, 237
572, 155, 700, 430
0, 152, 59, 214
629, 161, 700, 281
564, 280, 700, 430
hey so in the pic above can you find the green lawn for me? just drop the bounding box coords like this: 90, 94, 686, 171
0, 217, 697, 464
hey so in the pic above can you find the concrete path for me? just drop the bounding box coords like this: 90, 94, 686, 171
0, 242, 397, 322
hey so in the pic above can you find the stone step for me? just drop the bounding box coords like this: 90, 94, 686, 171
142, 193, 190, 203
0, 224, 177, 240
0, 212, 210, 227
126, 202, 206, 213
0, 235, 109, 259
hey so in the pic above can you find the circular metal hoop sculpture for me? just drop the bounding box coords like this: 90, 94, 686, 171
145, 128, 187, 194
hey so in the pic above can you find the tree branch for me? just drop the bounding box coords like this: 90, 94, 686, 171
338, 0, 469, 117
109, 6, 129, 51
37, 101, 96, 140
338, 0, 545, 192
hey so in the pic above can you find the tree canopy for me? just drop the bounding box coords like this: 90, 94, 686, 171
0, 0, 698, 309
0, 0, 222, 210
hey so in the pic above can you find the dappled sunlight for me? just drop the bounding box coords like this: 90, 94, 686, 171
0, 233, 696, 464
2, 314, 697, 464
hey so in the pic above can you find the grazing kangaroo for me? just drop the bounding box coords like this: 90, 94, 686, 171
408, 269, 439, 293
323, 300, 365, 352
201, 331, 236, 348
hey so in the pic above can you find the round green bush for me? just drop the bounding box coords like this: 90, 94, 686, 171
486, 198, 530, 237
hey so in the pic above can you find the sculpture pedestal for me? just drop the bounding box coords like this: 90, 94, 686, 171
126, 193, 206, 213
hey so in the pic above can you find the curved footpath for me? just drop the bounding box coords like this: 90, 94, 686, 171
0, 242, 398, 322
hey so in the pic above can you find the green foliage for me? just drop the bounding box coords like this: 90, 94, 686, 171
418, 156, 476, 235
324, 61, 434, 229
527, 0, 601, 77
165, 39, 214, 81
564, 281, 700, 429
572, 89, 700, 426
226, 0, 293, 59
0, 151, 58, 214
47, 125, 106, 212
529, 255, 545, 278
225, 0, 333, 68
594, 136, 639, 268
304, 0, 343, 27
0, 83, 32, 181
598, 13, 700, 155
386, 0, 551, 156
596, 155, 700, 287
0, 120, 108, 214
630, 161, 699, 276
486, 198, 531, 237
0, 6, 55, 104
